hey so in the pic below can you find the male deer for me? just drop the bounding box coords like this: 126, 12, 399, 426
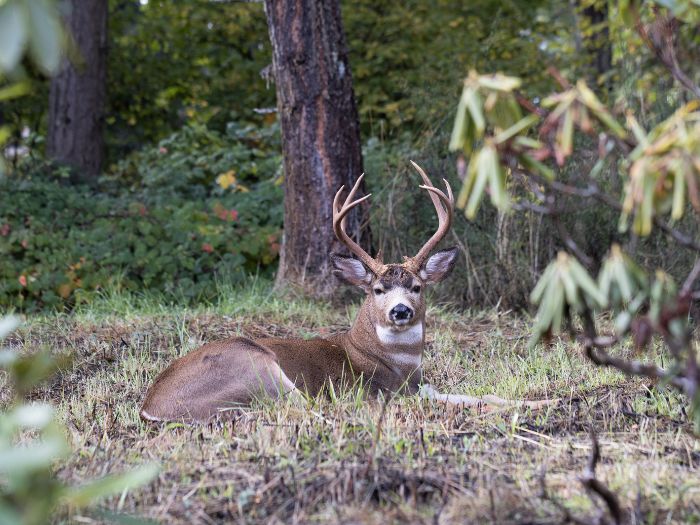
141, 162, 554, 422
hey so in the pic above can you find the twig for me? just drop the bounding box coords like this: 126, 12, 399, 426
538, 465, 591, 525
579, 431, 623, 525
635, 12, 700, 99
580, 309, 694, 393
681, 258, 700, 297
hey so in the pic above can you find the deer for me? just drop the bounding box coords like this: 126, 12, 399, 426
140, 162, 555, 422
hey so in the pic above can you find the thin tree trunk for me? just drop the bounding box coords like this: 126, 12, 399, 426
47, 0, 108, 181
264, 0, 371, 294
581, 2, 612, 79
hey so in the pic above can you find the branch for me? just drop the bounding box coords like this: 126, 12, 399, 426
635, 12, 700, 99
580, 309, 696, 397
513, 166, 700, 254
538, 432, 624, 525
579, 431, 623, 525
681, 258, 700, 297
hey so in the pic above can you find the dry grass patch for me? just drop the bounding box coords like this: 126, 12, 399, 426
2, 285, 698, 524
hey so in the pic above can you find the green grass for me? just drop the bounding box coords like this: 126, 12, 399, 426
2, 281, 699, 524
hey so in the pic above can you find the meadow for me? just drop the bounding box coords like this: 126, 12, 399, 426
3, 281, 697, 524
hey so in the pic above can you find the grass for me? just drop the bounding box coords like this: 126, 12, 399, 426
2, 280, 699, 524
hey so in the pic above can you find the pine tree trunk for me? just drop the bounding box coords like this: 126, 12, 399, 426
264, 0, 370, 294
47, 0, 108, 181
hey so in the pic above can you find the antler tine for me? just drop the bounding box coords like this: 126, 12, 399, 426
332, 174, 386, 275
405, 161, 454, 272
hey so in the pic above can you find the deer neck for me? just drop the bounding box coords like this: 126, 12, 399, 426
342, 297, 425, 377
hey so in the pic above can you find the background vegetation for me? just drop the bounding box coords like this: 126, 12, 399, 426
2, 0, 700, 523
2, 0, 662, 311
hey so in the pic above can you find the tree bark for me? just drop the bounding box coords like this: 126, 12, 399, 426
264, 0, 370, 294
47, 0, 108, 180
581, 2, 612, 78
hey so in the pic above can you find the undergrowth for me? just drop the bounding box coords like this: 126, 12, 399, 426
1, 280, 698, 523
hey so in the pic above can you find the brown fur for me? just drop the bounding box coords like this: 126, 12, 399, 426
141, 276, 427, 422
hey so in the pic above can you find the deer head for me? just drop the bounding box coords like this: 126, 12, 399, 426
331, 161, 458, 333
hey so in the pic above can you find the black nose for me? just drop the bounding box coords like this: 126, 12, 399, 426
390, 303, 413, 321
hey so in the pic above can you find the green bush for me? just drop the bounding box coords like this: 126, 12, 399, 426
1, 123, 283, 311
0, 316, 159, 524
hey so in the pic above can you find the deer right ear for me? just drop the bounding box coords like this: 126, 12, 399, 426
331, 254, 373, 290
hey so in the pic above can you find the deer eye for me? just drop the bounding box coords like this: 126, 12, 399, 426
412, 285, 421, 293
373, 288, 384, 295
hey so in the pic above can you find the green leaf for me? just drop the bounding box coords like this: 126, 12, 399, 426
0, 81, 31, 101
577, 80, 626, 138
558, 108, 574, 157
456, 149, 480, 210
65, 463, 160, 508
0, 0, 28, 72
493, 113, 539, 144
0, 315, 20, 340
0, 436, 68, 474
520, 154, 555, 181
449, 90, 471, 152
483, 145, 509, 211
671, 165, 685, 220
464, 88, 485, 138
10, 403, 54, 429
568, 257, 607, 308
477, 73, 522, 92
26, 0, 63, 74
7, 351, 71, 397
465, 147, 490, 219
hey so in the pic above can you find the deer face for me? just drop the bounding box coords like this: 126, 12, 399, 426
331, 162, 456, 333
331, 248, 458, 330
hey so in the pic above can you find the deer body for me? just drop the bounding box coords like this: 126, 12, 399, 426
141, 163, 555, 422
141, 264, 438, 421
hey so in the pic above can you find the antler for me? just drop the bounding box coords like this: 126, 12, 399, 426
332, 174, 387, 275
403, 161, 454, 273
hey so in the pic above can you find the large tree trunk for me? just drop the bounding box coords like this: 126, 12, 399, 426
264, 0, 370, 294
47, 0, 108, 181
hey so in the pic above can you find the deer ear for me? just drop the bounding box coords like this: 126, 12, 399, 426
331, 254, 373, 290
420, 247, 459, 284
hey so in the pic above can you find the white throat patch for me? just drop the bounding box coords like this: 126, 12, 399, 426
375, 323, 423, 347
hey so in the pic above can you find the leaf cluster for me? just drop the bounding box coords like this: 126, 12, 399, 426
1, 122, 283, 311
0, 317, 158, 524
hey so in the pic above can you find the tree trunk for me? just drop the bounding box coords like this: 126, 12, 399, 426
581, 2, 612, 79
264, 0, 370, 294
47, 0, 108, 181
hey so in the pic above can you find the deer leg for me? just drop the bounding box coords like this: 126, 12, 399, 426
419, 384, 557, 410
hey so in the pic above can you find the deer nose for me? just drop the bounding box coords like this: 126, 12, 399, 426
390, 303, 413, 321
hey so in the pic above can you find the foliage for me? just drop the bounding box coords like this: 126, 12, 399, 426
0, 316, 158, 524
449, 1, 700, 427
4, 0, 571, 160
106, 0, 273, 158
1, 123, 283, 311
0, 0, 64, 174
344, 0, 566, 136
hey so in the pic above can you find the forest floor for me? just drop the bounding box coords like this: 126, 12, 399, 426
3, 281, 699, 524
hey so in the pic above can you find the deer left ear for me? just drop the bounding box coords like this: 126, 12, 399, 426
330, 253, 373, 290
420, 247, 459, 284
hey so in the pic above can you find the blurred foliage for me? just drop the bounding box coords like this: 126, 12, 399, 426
3, 0, 571, 159
2, 0, 700, 313
1, 123, 283, 310
344, 0, 567, 136
448, 0, 700, 425
0, 0, 64, 174
0, 317, 159, 524
106, 0, 273, 158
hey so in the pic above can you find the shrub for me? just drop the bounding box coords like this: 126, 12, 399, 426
0, 123, 283, 311
0, 316, 158, 523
